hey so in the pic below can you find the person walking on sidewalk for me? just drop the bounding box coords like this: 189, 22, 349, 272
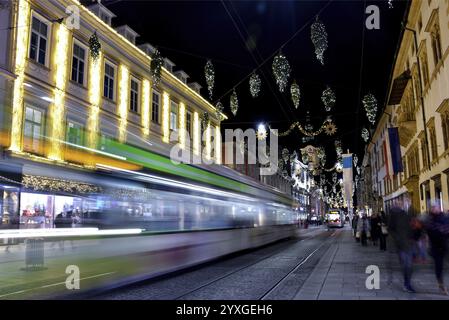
370, 212, 381, 247
424, 203, 449, 295
379, 211, 388, 251
357, 214, 370, 246
353, 214, 359, 241
388, 199, 415, 293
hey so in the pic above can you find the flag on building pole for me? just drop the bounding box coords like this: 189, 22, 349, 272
342, 153, 353, 217
388, 127, 403, 174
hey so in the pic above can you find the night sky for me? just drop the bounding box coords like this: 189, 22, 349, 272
85, 0, 408, 173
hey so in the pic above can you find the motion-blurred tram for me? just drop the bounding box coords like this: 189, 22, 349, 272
326, 209, 345, 228
0, 136, 299, 298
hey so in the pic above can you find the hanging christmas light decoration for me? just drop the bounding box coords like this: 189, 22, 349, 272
204, 60, 215, 100
282, 148, 290, 163
230, 89, 239, 116
200, 112, 209, 129
290, 81, 300, 109
324, 122, 337, 136
388, 0, 394, 9
310, 16, 328, 65
361, 128, 370, 142
89, 31, 101, 61
353, 154, 358, 167
290, 150, 298, 163
321, 86, 336, 112
249, 72, 261, 98
215, 101, 224, 121
357, 166, 361, 175
150, 49, 164, 87
362, 93, 378, 125
272, 52, 291, 92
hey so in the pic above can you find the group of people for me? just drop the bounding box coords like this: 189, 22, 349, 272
353, 199, 449, 295
352, 211, 388, 250
388, 200, 449, 295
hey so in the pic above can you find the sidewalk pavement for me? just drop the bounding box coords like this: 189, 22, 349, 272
294, 227, 449, 300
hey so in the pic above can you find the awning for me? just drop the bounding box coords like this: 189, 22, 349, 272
388, 69, 411, 105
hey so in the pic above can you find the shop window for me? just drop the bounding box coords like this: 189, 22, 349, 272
66, 121, 84, 146
23, 105, 43, 154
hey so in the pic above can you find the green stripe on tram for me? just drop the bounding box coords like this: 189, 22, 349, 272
103, 139, 291, 205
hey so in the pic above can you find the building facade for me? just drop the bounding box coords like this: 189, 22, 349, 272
361, 0, 449, 215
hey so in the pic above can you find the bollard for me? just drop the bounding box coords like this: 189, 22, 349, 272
24, 238, 46, 271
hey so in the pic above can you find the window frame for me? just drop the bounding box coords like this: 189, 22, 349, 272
103, 60, 117, 101
23, 104, 44, 153
170, 100, 178, 131
28, 12, 51, 67
66, 119, 85, 147
186, 110, 192, 139
71, 39, 88, 87
151, 90, 161, 124
129, 76, 141, 113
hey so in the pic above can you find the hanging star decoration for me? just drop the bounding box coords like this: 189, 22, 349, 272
362, 93, 378, 125
215, 102, 224, 121
290, 81, 300, 109
324, 122, 337, 136
310, 16, 328, 65
361, 128, 369, 142
150, 49, 164, 87
272, 52, 291, 92
204, 60, 215, 100
200, 112, 209, 129
230, 89, 239, 116
88, 31, 101, 61
257, 124, 267, 141
321, 86, 336, 112
249, 72, 261, 98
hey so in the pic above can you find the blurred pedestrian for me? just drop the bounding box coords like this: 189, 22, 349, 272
353, 214, 359, 241
410, 216, 426, 264
358, 214, 370, 246
370, 212, 381, 246
379, 210, 388, 251
424, 203, 449, 295
388, 199, 415, 293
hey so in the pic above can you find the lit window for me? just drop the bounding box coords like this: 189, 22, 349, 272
66, 121, 84, 146
29, 16, 49, 65
23, 106, 43, 153
104, 62, 115, 100
71, 42, 86, 85
130, 78, 140, 112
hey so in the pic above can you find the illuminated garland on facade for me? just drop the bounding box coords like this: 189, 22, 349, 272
88, 52, 103, 149
22, 175, 101, 194
269, 119, 336, 137
118, 65, 130, 143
